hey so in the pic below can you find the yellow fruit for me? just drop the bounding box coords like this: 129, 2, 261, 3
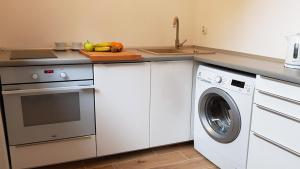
94, 46, 111, 52
94, 42, 112, 47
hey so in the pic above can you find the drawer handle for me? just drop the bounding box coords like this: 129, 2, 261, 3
253, 132, 300, 157
15, 135, 92, 148
256, 104, 300, 123
257, 90, 300, 105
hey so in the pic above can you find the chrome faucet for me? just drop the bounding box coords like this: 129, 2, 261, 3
173, 16, 187, 49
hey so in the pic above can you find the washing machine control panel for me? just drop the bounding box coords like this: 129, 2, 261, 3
197, 69, 252, 94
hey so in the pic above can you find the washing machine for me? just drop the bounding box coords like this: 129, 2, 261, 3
194, 65, 255, 169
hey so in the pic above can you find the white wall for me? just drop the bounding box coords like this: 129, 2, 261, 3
0, 0, 194, 49
193, 0, 300, 59
1, 0, 299, 59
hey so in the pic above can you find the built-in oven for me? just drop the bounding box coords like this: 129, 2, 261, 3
0, 64, 95, 146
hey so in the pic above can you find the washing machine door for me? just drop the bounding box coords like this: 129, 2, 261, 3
198, 87, 241, 143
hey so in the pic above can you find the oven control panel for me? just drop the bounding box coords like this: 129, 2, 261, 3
0, 64, 93, 84
30, 71, 68, 80
30, 69, 68, 80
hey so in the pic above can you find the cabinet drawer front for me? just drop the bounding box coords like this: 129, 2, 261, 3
254, 90, 300, 120
247, 133, 300, 169
252, 105, 300, 153
256, 76, 300, 104
10, 135, 96, 169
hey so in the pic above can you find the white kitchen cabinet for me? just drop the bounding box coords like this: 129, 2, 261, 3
247, 75, 300, 168
247, 132, 300, 169
94, 63, 150, 156
150, 60, 193, 147
0, 109, 9, 169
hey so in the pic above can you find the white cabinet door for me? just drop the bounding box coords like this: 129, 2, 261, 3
94, 63, 150, 156
150, 60, 193, 147
0, 110, 10, 169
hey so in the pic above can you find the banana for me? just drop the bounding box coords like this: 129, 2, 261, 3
94, 46, 111, 52
94, 42, 112, 47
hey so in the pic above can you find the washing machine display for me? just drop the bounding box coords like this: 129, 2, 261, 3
199, 87, 241, 143
231, 79, 245, 88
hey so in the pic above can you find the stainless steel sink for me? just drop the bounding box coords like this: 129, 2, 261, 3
139, 48, 215, 55
138, 48, 193, 55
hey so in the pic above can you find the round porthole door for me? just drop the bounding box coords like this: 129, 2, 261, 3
198, 87, 241, 143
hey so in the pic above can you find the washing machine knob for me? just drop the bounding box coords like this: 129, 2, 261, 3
215, 76, 222, 83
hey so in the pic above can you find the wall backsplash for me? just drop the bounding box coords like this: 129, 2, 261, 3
0, 0, 194, 49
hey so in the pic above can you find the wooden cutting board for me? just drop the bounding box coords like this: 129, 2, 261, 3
80, 50, 142, 62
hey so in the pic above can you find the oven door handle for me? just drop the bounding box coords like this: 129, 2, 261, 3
2, 85, 95, 95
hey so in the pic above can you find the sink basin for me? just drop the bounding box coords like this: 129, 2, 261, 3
138, 48, 215, 55
138, 48, 193, 55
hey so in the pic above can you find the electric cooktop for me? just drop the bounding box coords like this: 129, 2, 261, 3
10, 50, 58, 60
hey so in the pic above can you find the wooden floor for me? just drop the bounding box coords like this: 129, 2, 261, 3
38, 142, 218, 169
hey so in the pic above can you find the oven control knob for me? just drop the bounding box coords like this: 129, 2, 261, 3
215, 76, 222, 83
60, 72, 67, 78
32, 73, 39, 80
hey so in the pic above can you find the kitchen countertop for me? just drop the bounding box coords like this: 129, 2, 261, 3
0, 47, 299, 85
192, 47, 300, 85
136, 47, 300, 85
0, 49, 193, 67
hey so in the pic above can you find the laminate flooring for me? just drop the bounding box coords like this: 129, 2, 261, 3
38, 142, 218, 169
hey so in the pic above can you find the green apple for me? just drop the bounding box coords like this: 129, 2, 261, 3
84, 40, 94, 52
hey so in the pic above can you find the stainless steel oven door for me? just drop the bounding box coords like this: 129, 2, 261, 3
2, 81, 95, 146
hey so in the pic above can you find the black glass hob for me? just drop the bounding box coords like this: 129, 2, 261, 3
10, 50, 58, 60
